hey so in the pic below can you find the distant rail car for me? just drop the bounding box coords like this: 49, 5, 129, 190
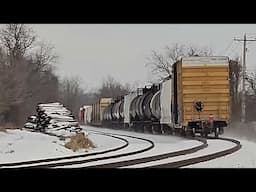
79, 105, 92, 125
80, 56, 232, 138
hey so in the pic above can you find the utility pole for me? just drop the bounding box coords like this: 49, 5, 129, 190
234, 34, 256, 123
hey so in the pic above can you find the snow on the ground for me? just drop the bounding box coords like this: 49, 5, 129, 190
12, 126, 200, 168
185, 135, 256, 168
4, 125, 256, 168
45, 128, 79, 138
20, 134, 151, 168
0, 128, 125, 164
0, 129, 74, 163
52, 126, 202, 168
182, 124, 256, 168
123, 139, 235, 168
56, 139, 201, 168
84, 126, 256, 169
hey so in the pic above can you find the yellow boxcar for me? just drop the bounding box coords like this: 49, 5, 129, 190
91, 98, 112, 125
175, 56, 231, 136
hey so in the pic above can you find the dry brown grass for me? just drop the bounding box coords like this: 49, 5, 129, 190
64, 132, 95, 152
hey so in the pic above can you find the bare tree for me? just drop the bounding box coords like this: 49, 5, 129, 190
0, 24, 60, 126
186, 45, 213, 56
59, 77, 84, 118
98, 76, 131, 98
229, 58, 242, 104
0, 24, 36, 61
245, 72, 256, 95
31, 41, 58, 72
228, 58, 242, 122
146, 50, 172, 79
165, 43, 186, 61
146, 43, 213, 80
0, 57, 31, 124
239, 72, 256, 122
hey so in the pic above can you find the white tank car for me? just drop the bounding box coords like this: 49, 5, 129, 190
113, 100, 122, 119
160, 77, 173, 126
124, 92, 137, 126
83, 105, 92, 124
150, 90, 161, 120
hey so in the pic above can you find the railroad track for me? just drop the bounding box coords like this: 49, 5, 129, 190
1, 129, 241, 169
72, 129, 241, 168
148, 137, 241, 168
74, 130, 207, 168
31, 131, 155, 168
0, 131, 155, 169
0, 131, 129, 168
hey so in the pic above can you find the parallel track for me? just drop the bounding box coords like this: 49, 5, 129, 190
1, 129, 241, 169
0, 131, 155, 169
148, 137, 241, 168
30, 132, 155, 168
74, 129, 241, 168
78, 131, 208, 168
0, 132, 129, 168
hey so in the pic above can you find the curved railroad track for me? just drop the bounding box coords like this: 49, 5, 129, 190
0, 131, 129, 168
38, 132, 242, 169
53, 129, 208, 168
1, 129, 241, 169
81, 129, 241, 168
80, 136, 208, 168
0, 131, 155, 169
29, 131, 155, 168
147, 137, 241, 168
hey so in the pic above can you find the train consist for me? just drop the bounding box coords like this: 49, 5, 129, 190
79, 56, 231, 138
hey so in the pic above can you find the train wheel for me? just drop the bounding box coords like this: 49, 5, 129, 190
171, 127, 175, 135
143, 126, 146, 133
214, 127, 219, 138
191, 127, 196, 137
161, 125, 165, 134
152, 126, 155, 134
184, 127, 188, 137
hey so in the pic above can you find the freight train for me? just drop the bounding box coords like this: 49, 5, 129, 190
79, 56, 231, 138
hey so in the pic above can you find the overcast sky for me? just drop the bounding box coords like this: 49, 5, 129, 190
31, 24, 256, 91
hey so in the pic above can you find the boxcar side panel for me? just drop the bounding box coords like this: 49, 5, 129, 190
179, 57, 230, 126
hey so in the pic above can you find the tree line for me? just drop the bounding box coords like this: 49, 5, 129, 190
0, 24, 86, 127
0, 24, 133, 128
